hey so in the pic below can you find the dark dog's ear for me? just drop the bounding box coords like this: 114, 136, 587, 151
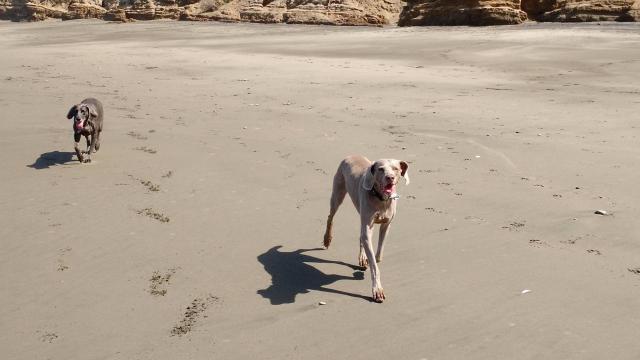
66, 105, 78, 119
399, 160, 410, 185
87, 104, 98, 118
362, 163, 376, 190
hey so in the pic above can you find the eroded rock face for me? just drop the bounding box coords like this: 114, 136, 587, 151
399, 0, 528, 26
522, 0, 639, 22
0, 0, 402, 24
3, 0, 637, 23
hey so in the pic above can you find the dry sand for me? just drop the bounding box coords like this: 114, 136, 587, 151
1, 19, 640, 359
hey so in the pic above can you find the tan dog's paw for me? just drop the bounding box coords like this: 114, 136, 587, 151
358, 252, 369, 269
323, 234, 332, 249
83, 158, 92, 163
372, 287, 385, 303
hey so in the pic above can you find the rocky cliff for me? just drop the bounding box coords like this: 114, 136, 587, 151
522, 0, 640, 22
398, 0, 528, 26
0, 0, 403, 24
1, 0, 639, 24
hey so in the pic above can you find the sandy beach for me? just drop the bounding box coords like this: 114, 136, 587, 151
1, 20, 640, 359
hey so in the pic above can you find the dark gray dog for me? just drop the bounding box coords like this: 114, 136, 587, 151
66, 98, 103, 163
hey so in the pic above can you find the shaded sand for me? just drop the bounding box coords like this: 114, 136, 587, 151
1, 20, 640, 359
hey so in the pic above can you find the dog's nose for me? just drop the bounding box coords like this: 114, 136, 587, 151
385, 175, 395, 182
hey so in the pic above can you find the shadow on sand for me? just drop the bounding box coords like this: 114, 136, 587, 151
28, 151, 76, 169
257, 246, 370, 304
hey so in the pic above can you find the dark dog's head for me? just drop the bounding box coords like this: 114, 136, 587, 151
67, 103, 97, 133
362, 159, 410, 197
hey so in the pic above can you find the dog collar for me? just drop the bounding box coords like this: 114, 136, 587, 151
370, 188, 399, 202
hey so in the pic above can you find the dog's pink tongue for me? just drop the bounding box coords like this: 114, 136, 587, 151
383, 184, 396, 194
75, 121, 84, 132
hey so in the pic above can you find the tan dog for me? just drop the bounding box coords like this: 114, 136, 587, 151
323, 155, 409, 303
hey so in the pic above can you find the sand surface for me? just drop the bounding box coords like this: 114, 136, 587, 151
1, 20, 640, 359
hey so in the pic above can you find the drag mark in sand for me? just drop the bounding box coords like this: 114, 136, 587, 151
628, 267, 640, 275
127, 131, 148, 140
412, 129, 519, 171
134, 146, 157, 154
171, 295, 219, 336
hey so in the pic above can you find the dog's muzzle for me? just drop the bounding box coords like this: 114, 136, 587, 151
74, 118, 85, 133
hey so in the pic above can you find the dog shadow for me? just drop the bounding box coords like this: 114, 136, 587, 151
257, 246, 370, 304
28, 151, 76, 169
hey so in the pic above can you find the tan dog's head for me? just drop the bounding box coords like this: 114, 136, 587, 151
363, 159, 410, 197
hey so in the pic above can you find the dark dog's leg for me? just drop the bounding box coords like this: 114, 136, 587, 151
94, 130, 101, 152
74, 133, 84, 162
83, 134, 93, 163
324, 169, 346, 248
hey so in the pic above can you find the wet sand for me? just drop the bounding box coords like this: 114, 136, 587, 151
1, 19, 640, 359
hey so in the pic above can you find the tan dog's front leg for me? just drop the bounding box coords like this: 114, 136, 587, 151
358, 244, 368, 269
376, 222, 391, 263
360, 223, 384, 303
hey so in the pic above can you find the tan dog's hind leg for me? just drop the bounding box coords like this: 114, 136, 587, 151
323, 170, 346, 248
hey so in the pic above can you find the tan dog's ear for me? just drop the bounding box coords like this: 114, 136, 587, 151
362, 164, 375, 190
399, 160, 410, 185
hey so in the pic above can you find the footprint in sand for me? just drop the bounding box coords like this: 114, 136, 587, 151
529, 239, 549, 248
136, 208, 170, 223
128, 174, 160, 192
502, 221, 525, 231
57, 247, 72, 272
149, 268, 178, 296
171, 295, 220, 337
37, 331, 58, 343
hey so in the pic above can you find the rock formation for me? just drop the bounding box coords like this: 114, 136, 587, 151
0, 0, 403, 24
521, 0, 640, 22
398, 0, 528, 26
1, 0, 638, 23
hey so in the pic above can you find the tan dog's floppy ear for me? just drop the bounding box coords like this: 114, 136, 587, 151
67, 105, 78, 119
362, 164, 375, 190
399, 160, 410, 185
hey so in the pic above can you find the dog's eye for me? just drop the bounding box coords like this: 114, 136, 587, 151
377, 168, 384, 172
